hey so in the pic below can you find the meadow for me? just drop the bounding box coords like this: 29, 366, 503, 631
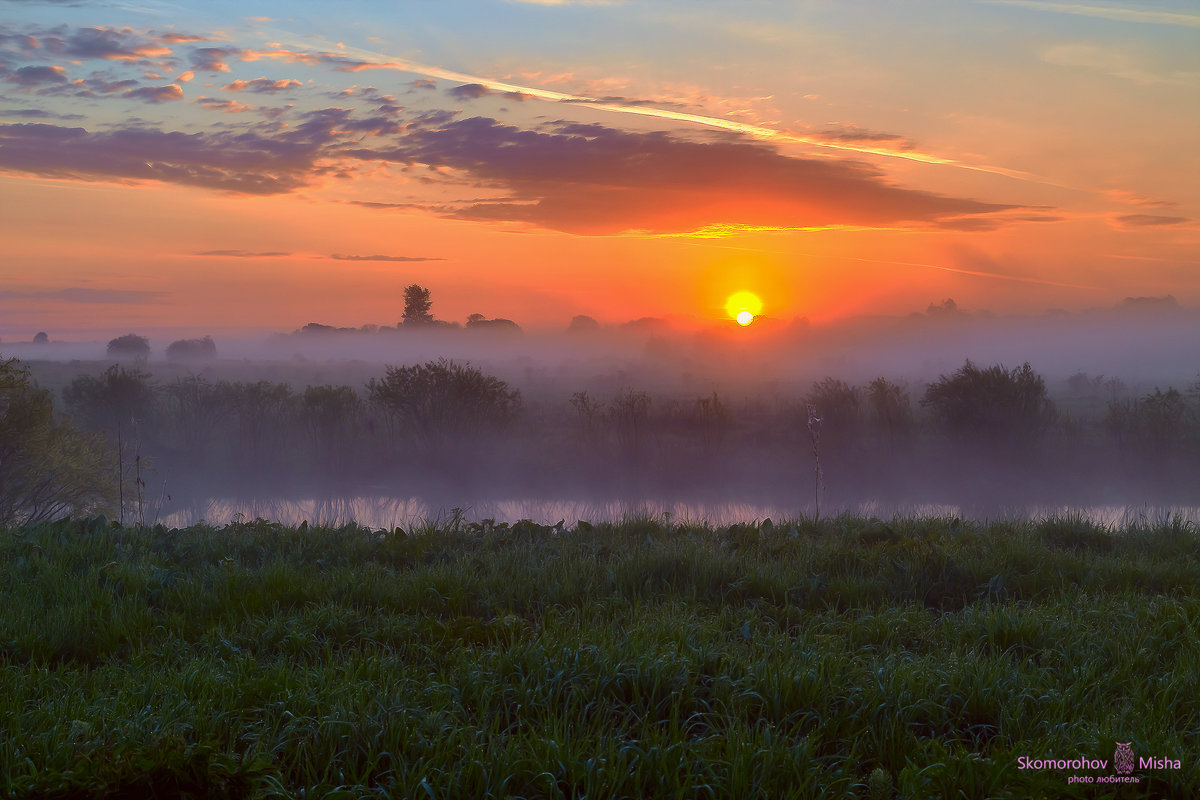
1, 514, 1196, 798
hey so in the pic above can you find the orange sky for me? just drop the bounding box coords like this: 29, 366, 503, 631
1, 1, 1197, 340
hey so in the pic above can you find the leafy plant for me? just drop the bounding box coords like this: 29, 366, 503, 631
0, 356, 115, 525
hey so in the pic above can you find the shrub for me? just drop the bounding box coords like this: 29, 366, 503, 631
921, 360, 1053, 449
367, 359, 520, 446
107, 333, 150, 362
165, 336, 217, 361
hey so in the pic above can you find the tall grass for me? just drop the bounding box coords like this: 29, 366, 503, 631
1, 514, 1196, 798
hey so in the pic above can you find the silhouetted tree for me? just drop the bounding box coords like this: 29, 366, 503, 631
610, 389, 651, 457
107, 333, 150, 362
368, 359, 520, 447
567, 315, 601, 334
466, 314, 522, 334
63, 365, 155, 438
303, 384, 362, 469
1106, 387, 1190, 455
32, 332, 48, 345
161, 375, 230, 460
62, 364, 155, 520
402, 284, 434, 326
165, 336, 217, 361
805, 377, 862, 447
866, 377, 913, 446
922, 360, 1053, 449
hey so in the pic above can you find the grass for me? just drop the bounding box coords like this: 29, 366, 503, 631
0, 514, 1197, 798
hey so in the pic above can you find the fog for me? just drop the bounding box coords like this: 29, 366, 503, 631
12, 296, 1200, 528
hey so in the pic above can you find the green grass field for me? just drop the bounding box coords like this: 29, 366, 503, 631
1, 515, 1196, 798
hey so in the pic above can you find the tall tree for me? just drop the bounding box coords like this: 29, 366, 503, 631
402, 284, 433, 326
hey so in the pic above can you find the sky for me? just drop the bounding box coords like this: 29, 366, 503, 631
1, 0, 1197, 339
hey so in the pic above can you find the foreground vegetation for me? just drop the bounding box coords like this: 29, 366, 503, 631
2, 515, 1197, 798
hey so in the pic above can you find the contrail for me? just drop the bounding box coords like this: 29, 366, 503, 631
840, 255, 1100, 290
260, 32, 1047, 184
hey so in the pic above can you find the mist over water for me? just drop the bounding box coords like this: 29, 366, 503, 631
15, 297, 1200, 528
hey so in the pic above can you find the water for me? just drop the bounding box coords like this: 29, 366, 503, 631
156, 495, 1200, 531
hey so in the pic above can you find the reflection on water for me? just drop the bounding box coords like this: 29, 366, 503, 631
158, 496, 1200, 531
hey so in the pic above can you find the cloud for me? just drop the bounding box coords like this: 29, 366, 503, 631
60, 26, 171, 61
0, 121, 329, 194
409, 78, 437, 90
123, 83, 183, 103
983, 1, 1200, 28
189, 46, 241, 72
0, 287, 166, 304
194, 249, 292, 257
5, 64, 67, 85
1103, 189, 1178, 208
0, 107, 84, 119
225, 77, 302, 93
346, 117, 1015, 234
810, 125, 916, 152
1116, 214, 1189, 227
505, 0, 625, 5
328, 253, 445, 262
195, 96, 252, 113
448, 83, 491, 100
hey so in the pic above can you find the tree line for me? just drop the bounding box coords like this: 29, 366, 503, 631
3, 354, 1199, 526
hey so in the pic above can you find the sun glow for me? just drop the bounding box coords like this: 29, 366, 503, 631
725, 291, 763, 325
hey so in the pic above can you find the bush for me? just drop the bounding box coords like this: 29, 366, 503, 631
107, 333, 150, 362
165, 336, 217, 361
921, 360, 1053, 449
367, 359, 520, 446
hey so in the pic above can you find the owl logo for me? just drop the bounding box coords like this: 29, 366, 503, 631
1114, 742, 1135, 775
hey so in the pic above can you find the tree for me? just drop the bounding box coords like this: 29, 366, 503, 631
32, 332, 48, 345
63, 365, 155, 438
107, 333, 150, 362
567, 315, 600, 334
402, 284, 434, 326
165, 336, 217, 361
0, 356, 115, 526
805, 377, 862, 448
921, 360, 1054, 449
367, 359, 520, 447
466, 314, 522, 334
866, 377, 913, 446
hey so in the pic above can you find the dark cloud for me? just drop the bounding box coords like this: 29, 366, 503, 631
0, 121, 331, 194
5, 65, 67, 85
84, 75, 139, 94
194, 250, 291, 257
346, 117, 1016, 234
448, 83, 491, 100
0, 287, 166, 304
408, 109, 459, 128
0, 108, 84, 119
225, 77, 301, 94
123, 83, 183, 103
60, 26, 170, 61
812, 125, 916, 151
189, 46, 241, 72
1117, 213, 1189, 227
409, 78, 436, 90
348, 201, 416, 209
328, 253, 445, 262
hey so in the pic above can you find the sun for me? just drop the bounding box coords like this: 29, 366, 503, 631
725, 290, 763, 326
